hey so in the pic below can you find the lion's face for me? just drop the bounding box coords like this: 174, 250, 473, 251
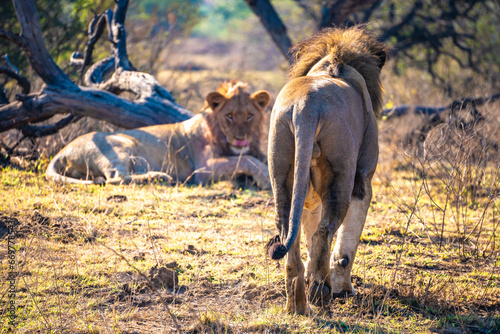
205, 85, 271, 155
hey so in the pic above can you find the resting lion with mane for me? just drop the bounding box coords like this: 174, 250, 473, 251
46, 81, 272, 189
266, 26, 388, 314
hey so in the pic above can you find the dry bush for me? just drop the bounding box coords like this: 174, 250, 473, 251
417, 103, 500, 258
378, 102, 499, 312
368, 100, 500, 333
382, 99, 500, 256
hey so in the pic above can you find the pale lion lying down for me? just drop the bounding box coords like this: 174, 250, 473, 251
46, 81, 272, 189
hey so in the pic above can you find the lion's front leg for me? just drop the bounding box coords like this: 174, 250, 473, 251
103, 166, 132, 185
130, 172, 173, 184
305, 226, 333, 307
306, 167, 354, 307
200, 156, 271, 189
301, 205, 328, 307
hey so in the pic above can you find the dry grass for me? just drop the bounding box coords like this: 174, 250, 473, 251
1, 118, 499, 332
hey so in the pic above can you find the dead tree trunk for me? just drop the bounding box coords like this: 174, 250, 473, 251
0, 0, 193, 137
244, 0, 293, 61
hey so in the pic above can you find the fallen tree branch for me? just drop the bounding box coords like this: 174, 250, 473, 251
79, 11, 110, 77
110, 0, 134, 71
19, 114, 83, 138
0, 85, 191, 132
0, 28, 26, 48
85, 65, 175, 102
0, 65, 30, 94
0, 90, 8, 105
382, 93, 500, 118
84, 56, 115, 87
0, 0, 193, 136
10, 0, 76, 89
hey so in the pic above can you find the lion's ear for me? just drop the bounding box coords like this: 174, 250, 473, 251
206, 92, 226, 110
251, 90, 271, 110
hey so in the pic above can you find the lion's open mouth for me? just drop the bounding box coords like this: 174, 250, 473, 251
230, 139, 250, 155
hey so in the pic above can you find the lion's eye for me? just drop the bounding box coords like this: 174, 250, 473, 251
226, 113, 233, 121
247, 114, 254, 121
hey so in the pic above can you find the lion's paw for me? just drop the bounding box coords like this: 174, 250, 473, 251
308, 282, 331, 307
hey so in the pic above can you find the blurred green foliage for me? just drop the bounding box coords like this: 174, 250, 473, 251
192, 0, 252, 40
0, 0, 110, 75
129, 0, 202, 34
0, 0, 202, 80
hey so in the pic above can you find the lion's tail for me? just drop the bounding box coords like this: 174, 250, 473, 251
267, 115, 318, 260
45, 155, 96, 185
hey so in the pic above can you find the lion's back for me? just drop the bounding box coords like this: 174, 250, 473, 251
275, 76, 364, 120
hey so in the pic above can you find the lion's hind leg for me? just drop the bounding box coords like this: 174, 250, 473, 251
285, 229, 308, 315
330, 177, 372, 298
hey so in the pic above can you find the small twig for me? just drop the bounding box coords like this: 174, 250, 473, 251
146, 218, 160, 267
123, 218, 138, 224
0, 64, 30, 94
97, 310, 112, 334
21, 276, 52, 330
421, 277, 432, 308
19, 115, 83, 138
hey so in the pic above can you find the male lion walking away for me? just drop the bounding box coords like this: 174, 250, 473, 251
46, 81, 272, 189
266, 26, 388, 314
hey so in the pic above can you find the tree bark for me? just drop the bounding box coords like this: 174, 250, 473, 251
0, 84, 191, 132
0, 0, 193, 136
12, 0, 76, 89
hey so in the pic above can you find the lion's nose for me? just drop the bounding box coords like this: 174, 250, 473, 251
235, 136, 246, 141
